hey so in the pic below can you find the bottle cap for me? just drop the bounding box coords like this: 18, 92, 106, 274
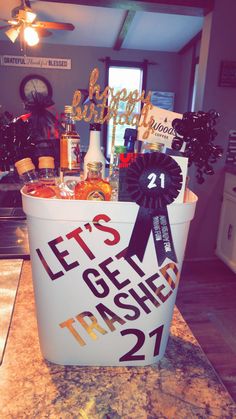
144, 142, 164, 151
15, 158, 35, 175
64, 105, 73, 114
114, 145, 126, 154
90, 123, 101, 131
38, 156, 55, 169
124, 128, 137, 139
87, 162, 103, 171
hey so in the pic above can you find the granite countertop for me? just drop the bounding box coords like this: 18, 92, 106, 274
0, 261, 236, 418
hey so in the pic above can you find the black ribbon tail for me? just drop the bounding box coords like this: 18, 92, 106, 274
125, 206, 152, 262
151, 207, 178, 266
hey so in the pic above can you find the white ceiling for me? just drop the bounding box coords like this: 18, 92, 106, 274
0, 0, 204, 52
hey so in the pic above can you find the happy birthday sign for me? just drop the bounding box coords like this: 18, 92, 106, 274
72, 67, 151, 126
71, 68, 156, 160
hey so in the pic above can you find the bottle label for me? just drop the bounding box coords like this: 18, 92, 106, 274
67, 137, 80, 170
87, 190, 105, 201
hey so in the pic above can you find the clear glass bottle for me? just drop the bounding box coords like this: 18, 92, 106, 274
15, 157, 56, 198
60, 105, 81, 183
83, 123, 106, 179
38, 156, 56, 186
109, 145, 127, 201
74, 162, 112, 201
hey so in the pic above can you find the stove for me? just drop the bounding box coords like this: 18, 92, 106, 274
0, 174, 30, 259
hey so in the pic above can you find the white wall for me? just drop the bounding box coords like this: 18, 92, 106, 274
185, 0, 236, 260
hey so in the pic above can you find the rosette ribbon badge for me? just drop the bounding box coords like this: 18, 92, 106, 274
125, 152, 183, 266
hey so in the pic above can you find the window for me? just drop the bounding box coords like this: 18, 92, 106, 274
191, 61, 199, 111
103, 59, 147, 159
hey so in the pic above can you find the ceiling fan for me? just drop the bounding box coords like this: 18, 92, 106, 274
0, 0, 75, 46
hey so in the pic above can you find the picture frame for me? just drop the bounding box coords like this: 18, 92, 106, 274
219, 60, 236, 87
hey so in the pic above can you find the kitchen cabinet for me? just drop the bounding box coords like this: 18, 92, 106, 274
216, 171, 236, 273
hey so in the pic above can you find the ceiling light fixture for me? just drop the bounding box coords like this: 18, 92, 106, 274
22, 9, 37, 24
24, 26, 39, 46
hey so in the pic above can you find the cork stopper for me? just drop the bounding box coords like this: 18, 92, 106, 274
15, 158, 35, 176
38, 156, 55, 169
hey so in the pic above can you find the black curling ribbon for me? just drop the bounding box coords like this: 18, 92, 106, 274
125, 152, 183, 266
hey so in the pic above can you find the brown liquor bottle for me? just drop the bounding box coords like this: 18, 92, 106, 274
74, 162, 112, 201
60, 105, 81, 183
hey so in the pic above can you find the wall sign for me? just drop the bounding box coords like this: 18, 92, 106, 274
219, 60, 236, 87
138, 105, 183, 149
0, 55, 71, 70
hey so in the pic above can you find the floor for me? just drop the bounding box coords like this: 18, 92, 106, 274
176, 258, 236, 404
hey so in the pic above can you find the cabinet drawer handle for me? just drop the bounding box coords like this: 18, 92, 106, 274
228, 224, 233, 240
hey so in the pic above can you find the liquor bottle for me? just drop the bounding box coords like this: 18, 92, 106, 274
60, 105, 81, 183
109, 145, 126, 201
15, 158, 57, 198
74, 162, 112, 201
83, 123, 106, 179
38, 156, 56, 186
124, 128, 137, 152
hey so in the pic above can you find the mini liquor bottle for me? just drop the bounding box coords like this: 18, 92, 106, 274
83, 123, 106, 179
60, 105, 81, 183
74, 162, 112, 201
15, 158, 57, 198
38, 156, 57, 186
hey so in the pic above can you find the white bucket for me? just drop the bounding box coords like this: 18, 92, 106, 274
22, 190, 197, 366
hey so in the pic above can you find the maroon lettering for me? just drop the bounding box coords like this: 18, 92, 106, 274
96, 303, 125, 331
149, 325, 164, 357
145, 272, 173, 303
160, 263, 179, 289
82, 268, 109, 298
66, 227, 95, 260
128, 282, 160, 313
119, 329, 145, 362
48, 237, 79, 272
99, 257, 130, 290
114, 292, 140, 321
92, 214, 120, 246
115, 247, 145, 277
36, 248, 64, 280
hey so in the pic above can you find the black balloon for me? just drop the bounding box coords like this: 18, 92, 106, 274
172, 110, 223, 183
0, 114, 36, 171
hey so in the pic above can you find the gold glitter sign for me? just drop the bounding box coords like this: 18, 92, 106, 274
72, 67, 153, 156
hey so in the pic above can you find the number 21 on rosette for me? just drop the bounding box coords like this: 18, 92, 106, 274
125, 152, 183, 266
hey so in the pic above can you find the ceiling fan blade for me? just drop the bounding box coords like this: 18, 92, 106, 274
36, 21, 75, 31
36, 28, 52, 38
0, 18, 10, 23
0, 25, 11, 30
